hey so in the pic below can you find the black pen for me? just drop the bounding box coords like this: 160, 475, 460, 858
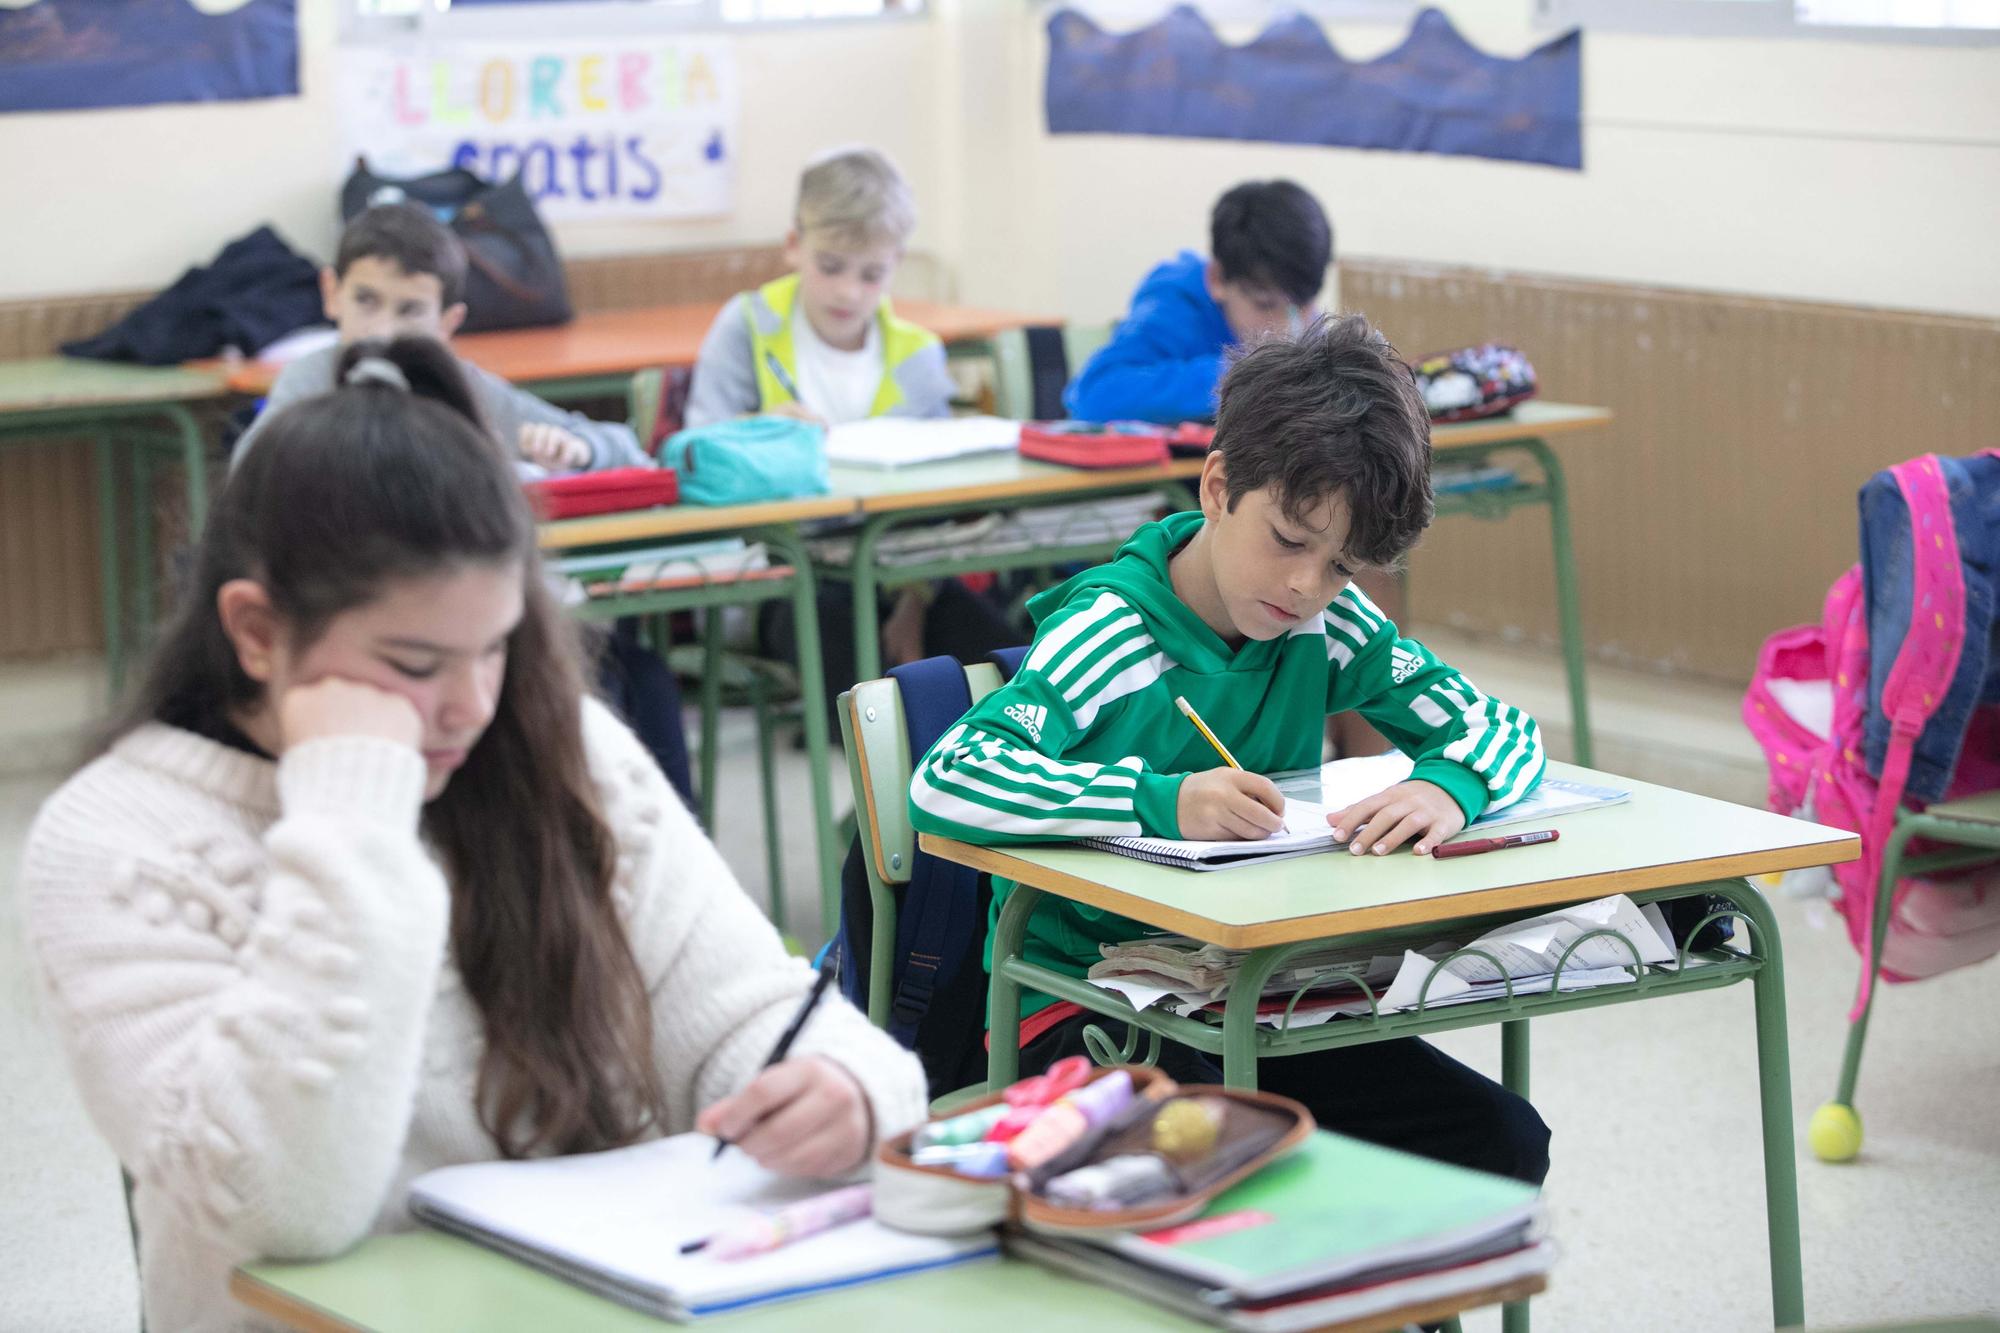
710, 958, 838, 1162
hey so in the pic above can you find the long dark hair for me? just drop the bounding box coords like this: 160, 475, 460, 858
120, 336, 667, 1158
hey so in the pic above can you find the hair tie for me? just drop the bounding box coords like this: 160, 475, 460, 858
344, 356, 410, 391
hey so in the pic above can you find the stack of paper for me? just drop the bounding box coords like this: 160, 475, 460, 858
1011, 1131, 1553, 1332
409, 1134, 997, 1321
823, 415, 1021, 467
1088, 894, 1678, 1028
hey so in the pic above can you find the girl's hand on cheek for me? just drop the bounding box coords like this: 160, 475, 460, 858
278, 678, 423, 752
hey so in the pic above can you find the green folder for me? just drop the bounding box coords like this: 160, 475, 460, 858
1092, 1131, 1542, 1301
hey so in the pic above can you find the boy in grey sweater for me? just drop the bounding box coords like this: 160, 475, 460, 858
233, 204, 647, 472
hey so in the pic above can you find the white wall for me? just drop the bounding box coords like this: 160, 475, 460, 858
933, 0, 2000, 323
0, 0, 941, 301
2, 0, 1995, 321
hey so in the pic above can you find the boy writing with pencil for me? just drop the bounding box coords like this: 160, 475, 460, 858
909, 316, 1552, 1185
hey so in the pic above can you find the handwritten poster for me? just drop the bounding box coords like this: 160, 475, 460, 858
338, 36, 738, 220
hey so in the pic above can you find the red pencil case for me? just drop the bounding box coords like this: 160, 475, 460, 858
1018, 421, 1169, 469
525, 467, 680, 519
1167, 422, 1215, 455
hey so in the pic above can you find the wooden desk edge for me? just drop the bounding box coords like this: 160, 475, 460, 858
920, 833, 1863, 950
231, 1269, 357, 1333
232, 1263, 1542, 1333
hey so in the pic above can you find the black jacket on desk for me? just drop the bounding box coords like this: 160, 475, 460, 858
63, 226, 324, 365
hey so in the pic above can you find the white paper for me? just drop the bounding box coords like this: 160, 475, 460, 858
410, 1134, 992, 1316
823, 415, 1021, 467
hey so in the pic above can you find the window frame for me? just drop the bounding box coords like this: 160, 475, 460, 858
1532, 0, 2000, 45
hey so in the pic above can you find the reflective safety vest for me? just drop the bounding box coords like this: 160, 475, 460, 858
743, 274, 941, 418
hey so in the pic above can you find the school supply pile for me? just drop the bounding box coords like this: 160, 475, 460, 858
550, 538, 772, 605
1088, 893, 1678, 1027
1411, 345, 1538, 422
874, 1061, 1550, 1331
525, 466, 681, 520
407, 1134, 997, 1322
1083, 752, 1628, 871
823, 415, 1022, 468
808, 494, 1163, 569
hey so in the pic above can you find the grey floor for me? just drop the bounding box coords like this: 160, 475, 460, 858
3, 636, 1995, 1333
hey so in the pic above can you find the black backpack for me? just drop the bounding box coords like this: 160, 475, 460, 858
829, 649, 1027, 1101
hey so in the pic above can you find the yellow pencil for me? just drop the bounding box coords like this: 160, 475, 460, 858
1175, 695, 1242, 770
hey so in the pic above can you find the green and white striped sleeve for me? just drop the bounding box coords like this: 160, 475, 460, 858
1324, 587, 1546, 821
908, 592, 1184, 844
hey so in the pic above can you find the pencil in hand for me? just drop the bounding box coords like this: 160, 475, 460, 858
711, 958, 839, 1162
1175, 695, 1242, 770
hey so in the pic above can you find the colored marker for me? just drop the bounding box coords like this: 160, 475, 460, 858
681, 1184, 874, 1260
1432, 829, 1560, 860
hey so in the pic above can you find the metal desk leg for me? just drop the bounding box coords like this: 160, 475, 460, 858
1500, 1021, 1532, 1333
760, 528, 841, 931
1519, 438, 1593, 767
1835, 820, 1914, 1109
132, 447, 156, 654
92, 434, 125, 695
698, 609, 725, 831
1222, 945, 1300, 1090
1734, 881, 1806, 1327
987, 884, 1043, 1088
850, 514, 892, 685
165, 403, 209, 535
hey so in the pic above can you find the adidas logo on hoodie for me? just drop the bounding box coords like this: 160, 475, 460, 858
1004, 702, 1048, 742
1390, 646, 1423, 685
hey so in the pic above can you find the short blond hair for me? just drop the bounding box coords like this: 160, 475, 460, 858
795, 146, 916, 251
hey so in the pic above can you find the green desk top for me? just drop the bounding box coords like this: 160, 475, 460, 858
0, 356, 229, 413
235, 1232, 1211, 1332
924, 763, 1859, 949
1923, 789, 2000, 829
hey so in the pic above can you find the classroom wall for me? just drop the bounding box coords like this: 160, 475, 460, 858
0, 0, 943, 302
933, 0, 2000, 323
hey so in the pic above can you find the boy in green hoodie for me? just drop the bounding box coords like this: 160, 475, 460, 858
908, 315, 1550, 1184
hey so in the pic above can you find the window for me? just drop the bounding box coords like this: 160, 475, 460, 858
1534, 0, 2000, 41
346, 0, 920, 37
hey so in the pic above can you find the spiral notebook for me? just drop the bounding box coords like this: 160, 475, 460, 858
1081, 757, 1628, 872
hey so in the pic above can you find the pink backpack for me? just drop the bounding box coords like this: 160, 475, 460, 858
1744, 452, 2000, 1019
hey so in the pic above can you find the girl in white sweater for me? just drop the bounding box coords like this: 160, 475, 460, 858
21, 338, 927, 1332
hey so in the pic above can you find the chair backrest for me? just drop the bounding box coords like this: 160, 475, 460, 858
843, 662, 1005, 891
1063, 320, 1116, 380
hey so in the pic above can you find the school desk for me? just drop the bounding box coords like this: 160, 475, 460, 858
541, 496, 857, 935
232, 1229, 1545, 1333
923, 762, 1860, 1330
217, 300, 1053, 401
824, 401, 1612, 765
0, 357, 230, 689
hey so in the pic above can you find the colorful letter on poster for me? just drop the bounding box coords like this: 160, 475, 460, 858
1046, 6, 1582, 171
338, 36, 738, 220
0, 0, 299, 114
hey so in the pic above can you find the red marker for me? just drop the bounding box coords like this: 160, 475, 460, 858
1432, 829, 1560, 859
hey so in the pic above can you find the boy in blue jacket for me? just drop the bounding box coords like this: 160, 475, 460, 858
1065, 180, 1332, 424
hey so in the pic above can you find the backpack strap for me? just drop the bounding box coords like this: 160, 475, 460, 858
1849, 454, 1972, 1019
883, 656, 981, 1047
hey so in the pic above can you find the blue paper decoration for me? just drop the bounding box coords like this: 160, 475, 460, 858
1046, 5, 1582, 170
0, 0, 299, 115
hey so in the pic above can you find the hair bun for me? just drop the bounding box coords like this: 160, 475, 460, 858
344, 356, 412, 391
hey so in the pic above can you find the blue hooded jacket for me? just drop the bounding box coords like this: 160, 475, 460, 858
1063, 251, 1237, 424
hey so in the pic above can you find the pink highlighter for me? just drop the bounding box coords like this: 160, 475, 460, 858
684, 1183, 875, 1262
1005, 1070, 1136, 1172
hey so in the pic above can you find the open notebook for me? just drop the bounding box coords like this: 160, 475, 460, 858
408, 1134, 997, 1321
823, 415, 1021, 468
1083, 754, 1628, 871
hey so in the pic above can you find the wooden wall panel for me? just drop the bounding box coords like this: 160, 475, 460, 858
1343, 260, 2000, 683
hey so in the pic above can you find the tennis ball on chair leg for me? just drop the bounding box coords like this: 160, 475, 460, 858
1809, 1102, 1863, 1162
